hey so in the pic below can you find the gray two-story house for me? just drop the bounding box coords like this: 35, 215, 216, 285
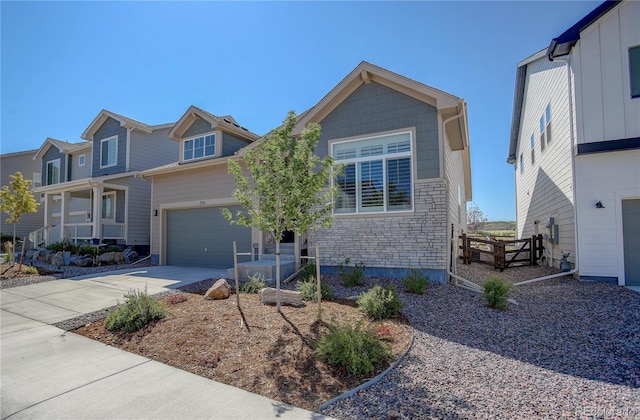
32, 110, 178, 253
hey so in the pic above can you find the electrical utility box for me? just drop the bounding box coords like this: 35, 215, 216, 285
546, 217, 559, 244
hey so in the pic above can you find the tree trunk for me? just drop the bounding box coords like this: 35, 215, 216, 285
11, 223, 17, 266
276, 239, 281, 312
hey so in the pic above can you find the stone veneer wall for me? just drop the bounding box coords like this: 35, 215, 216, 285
309, 179, 448, 281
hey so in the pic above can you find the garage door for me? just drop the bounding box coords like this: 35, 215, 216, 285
622, 199, 640, 286
166, 206, 251, 268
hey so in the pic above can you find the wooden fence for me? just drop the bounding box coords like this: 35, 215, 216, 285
459, 233, 544, 271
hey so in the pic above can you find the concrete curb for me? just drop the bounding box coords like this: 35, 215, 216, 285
318, 327, 416, 411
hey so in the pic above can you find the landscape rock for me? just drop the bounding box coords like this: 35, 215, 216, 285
24, 249, 36, 260
71, 255, 94, 267
122, 248, 138, 264
51, 252, 65, 267
258, 287, 304, 307
98, 252, 124, 265
204, 279, 231, 300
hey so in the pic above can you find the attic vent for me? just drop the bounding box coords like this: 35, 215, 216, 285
241, 127, 248, 131
223, 118, 232, 124
233, 123, 240, 127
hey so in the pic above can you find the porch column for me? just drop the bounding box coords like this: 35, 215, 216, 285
60, 192, 70, 242
44, 194, 53, 244
92, 184, 103, 242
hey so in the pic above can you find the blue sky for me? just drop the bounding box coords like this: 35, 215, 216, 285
1, 1, 600, 221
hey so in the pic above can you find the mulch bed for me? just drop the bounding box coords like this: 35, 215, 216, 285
74, 292, 412, 411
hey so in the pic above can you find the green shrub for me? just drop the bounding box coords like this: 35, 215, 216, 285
0, 233, 13, 252
296, 276, 334, 302
483, 276, 511, 309
105, 287, 167, 332
402, 270, 430, 295
338, 258, 365, 287
77, 244, 97, 256
357, 284, 403, 320
46, 239, 77, 254
240, 274, 266, 294
313, 321, 392, 375
298, 262, 317, 281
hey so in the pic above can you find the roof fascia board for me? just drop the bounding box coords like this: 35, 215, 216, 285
141, 155, 240, 177
81, 110, 152, 141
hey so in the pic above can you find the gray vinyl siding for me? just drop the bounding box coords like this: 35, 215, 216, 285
41, 146, 67, 185
222, 132, 252, 156
92, 117, 127, 177
183, 118, 214, 138
316, 82, 440, 179
129, 127, 179, 171
108, 176, 152, 246
0, 150, 44, 239
71, 151, 91, 180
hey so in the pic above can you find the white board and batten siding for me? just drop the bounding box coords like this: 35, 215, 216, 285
572, 0, 640, 145
514, 55, 576, 266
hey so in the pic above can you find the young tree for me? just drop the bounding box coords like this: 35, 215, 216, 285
0, 172, 40, 263
223, 111, 337, 311
467, 202, 487, 234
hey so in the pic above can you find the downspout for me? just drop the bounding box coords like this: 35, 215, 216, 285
441, 100, 465, 282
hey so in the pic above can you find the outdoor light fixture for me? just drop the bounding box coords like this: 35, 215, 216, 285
595, 201, 605, 209
153, 209, 158, 216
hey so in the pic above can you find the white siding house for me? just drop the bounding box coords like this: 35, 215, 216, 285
508, 0, 640, 286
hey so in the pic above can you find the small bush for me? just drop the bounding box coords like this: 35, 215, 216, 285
77, 244, 97, 256
338, 258, 365, 287
165, 294, 188, 304
46, 239, 77, 254
298, 262, 317, 281
313, 321, 392, 376
483, 276, 511, 309
402, 270, 430, 295
4, 241, 14, 263
357, 285, 403, 320
240, 274, 266, 294
105, 287, 167, 332
296, 276, 334, 302
1, 234, 13, 252
20, 266, 38, 275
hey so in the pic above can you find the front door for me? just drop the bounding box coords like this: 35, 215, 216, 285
622, 199, 640, 286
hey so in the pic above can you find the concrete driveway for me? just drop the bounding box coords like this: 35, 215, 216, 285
1, 266, 329, 419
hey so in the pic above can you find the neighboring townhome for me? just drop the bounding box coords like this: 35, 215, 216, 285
507, 0, 640, 286
140, 106, 259, 267
32, 110, 178, 253
0, 149, 45, 244
143, 62, 472, 283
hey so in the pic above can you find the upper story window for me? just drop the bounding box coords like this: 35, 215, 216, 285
629, 46, 640, 99
541, 103, 551, 149
183, 134, 215, 161
519, 153, 524, 174
78, 154, 86, 166
100, 136, 118, 168
530, 134, 535, 165
33, 172, 42, 188
46, 159, 60, 185
331, 130, 413, 214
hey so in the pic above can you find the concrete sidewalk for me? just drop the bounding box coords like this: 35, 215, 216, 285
1, 266, 330, 419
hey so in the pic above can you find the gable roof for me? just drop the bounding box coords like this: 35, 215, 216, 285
168, 105, 259, 142
81, 109, 165, 141
547, 0, 622, 60
33, 137, 91, 161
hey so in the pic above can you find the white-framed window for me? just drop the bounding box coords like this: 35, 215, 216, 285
33, 172, 42, 188
519, 153, 524, 174
331, 130, 413, 214
540, 103, 551, 150
78, 154, 86, 167
100, 136, 118, 168
530, 134, 535, 165
183, 134, 215, 161
629, 45, 640, 99
102, 192, 116, 221
46, 159, 60, 185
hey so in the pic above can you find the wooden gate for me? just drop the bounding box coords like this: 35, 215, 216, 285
459, 234, 543, 271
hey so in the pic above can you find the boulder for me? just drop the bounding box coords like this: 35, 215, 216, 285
98, 252, 124, 265
204, 279, 231, 300
258, 288, 304, 307
71, 255, 94, 267
122, 248, 138, 264
51, 252, 65, 267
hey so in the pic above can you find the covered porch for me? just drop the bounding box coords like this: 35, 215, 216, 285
31, 180, 127, 247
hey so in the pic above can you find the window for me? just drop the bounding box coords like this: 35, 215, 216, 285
519, 154, 524, 174
630, 46, 640, 98
183, 134, 215, 161
33, 172, 42, 188
102, 192, 116, 220
46, 159, 60, 185
332, 131, 413, 214
539, 116, 546, 152
530, 134, 535, 165
100, 136, 117, 168
78, 154, 85, 166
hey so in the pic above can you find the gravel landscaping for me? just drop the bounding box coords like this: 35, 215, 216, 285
321, 264, 640, 419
